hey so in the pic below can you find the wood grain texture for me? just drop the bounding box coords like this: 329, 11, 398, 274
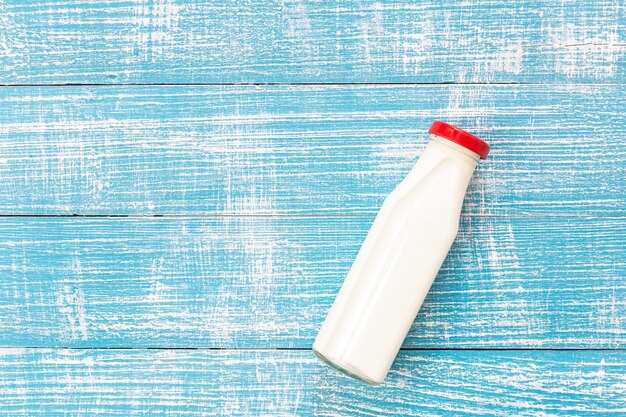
2, 1, 625, 412
0, 216, 623, 348
0, 348, 624, 416
1, 84, 624, 216
0, 0, 624, 84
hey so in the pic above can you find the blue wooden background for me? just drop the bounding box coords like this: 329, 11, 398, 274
0, 1, 625, 415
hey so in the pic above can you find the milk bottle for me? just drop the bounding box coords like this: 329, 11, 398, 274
313, 121, 490, 384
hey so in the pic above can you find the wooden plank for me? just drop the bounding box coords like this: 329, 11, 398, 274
0, 216, 623, 348
0, 85, 624, 216
0, 348, 624, 416
0, 1, 624, 84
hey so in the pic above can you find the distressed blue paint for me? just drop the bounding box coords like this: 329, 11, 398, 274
0, 349, 624, 416
0, 85, 624, 216
1, 0, 625, 414
0, 1, 624, 84
0, 216, 623, 348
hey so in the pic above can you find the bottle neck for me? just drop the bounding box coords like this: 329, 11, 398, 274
415, 134, 480, 190
428, 134, 481, 164
394, 133, 480, 206
406, 134, 479, 183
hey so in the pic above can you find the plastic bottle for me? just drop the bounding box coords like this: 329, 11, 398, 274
313, 121, 490, 384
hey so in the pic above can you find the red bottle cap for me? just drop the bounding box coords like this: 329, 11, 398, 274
428, 121, 490, 159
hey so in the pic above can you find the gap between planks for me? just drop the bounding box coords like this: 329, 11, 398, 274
1, 347, 625, 351
1, 82, 626, 88
0, 214, 623, 219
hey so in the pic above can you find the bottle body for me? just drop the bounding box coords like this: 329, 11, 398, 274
313, 134, 481, 384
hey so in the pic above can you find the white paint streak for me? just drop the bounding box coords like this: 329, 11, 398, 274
398, 17, 435, 76
57, 284, 88, 341
547, 10, 624, 79
0, 347, 27, 356
133, 0, 181, 62
477, 41, 524, 78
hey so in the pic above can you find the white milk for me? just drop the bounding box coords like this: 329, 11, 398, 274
313, 121, 490, 384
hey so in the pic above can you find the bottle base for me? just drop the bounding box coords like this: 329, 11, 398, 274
312, 347, 382, 385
